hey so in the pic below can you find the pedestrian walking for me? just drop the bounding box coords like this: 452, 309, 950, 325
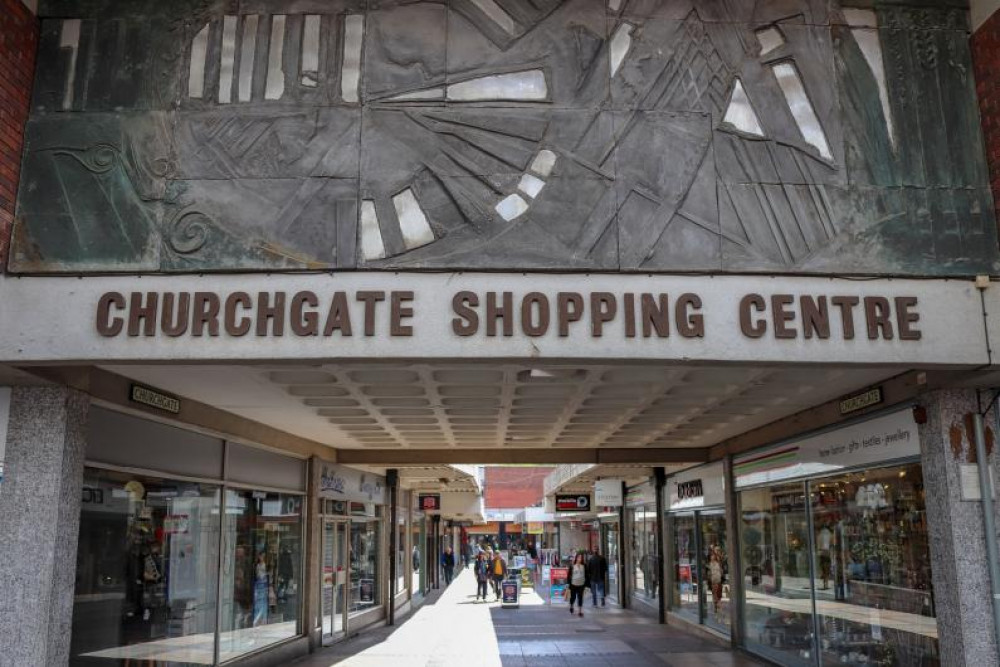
569, 553, 589, 617
474, 552, 489, 601
490, 550, 507, 600
441, 546, 456, 586
587, 548, 609, 607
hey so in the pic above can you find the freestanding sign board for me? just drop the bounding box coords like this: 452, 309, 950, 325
501, 578, 520, 608
549, 566, 569, 604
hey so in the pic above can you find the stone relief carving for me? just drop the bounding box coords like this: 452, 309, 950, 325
9, 0, 998, 275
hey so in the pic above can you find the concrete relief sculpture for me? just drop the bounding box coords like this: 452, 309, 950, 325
8, 0, 998, 274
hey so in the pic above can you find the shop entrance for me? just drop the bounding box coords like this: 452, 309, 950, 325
321, 519, 349, 642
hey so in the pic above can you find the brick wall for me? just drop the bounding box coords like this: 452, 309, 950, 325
484, 467, 554, 509
0, 0, 37, 271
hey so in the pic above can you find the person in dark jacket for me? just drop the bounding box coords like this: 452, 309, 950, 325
587, 548, 609, 607
441, 547, 456, 585
473, 552, 489, 601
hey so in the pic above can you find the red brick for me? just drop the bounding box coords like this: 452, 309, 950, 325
0, 0, 36, 272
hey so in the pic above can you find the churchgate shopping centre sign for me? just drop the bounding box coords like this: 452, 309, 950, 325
0, 272, 990, 365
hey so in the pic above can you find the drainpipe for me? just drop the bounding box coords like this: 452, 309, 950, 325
979, 406, 1000, 653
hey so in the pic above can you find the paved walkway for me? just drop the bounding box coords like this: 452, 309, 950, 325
293, 568, 764, 667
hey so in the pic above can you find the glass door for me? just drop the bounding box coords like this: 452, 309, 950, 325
699, 511, 730, 633
321, 520, 348, 642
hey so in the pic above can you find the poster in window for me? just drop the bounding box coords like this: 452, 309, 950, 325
360, 578, 375, 603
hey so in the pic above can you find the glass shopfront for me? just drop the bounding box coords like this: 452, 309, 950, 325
600, 519, 620, 604
736, 410, 937, 667
317, 462, 386, 636
71, 408, 307, 666
666, 462, 729, 634
627, 482, 659, 611
412, 514, 426, 597
349, 503, 382, 614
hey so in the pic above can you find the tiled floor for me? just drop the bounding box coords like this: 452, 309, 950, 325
292, 568, 765, 666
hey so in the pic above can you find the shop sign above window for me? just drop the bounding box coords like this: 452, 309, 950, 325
319, 464, 386, 504
555, 494, 591, 512
839, 386, 883, 415
418, 494, 441, 511
129, 383, 180, 414
668, 461, 725, 510
734, 409, 920, 488
594, 478, 623, 506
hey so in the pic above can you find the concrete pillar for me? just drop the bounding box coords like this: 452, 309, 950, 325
0, 386, 89, 667
918, 389, 1000, 665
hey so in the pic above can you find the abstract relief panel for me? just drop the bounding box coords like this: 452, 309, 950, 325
9, 0, 998, 275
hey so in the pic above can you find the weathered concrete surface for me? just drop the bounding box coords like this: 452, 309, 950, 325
9, 0, 998, 275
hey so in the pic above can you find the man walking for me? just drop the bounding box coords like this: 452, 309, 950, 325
441, 546, 456, 586
489, 550, 507, 600
587, 548, 609, 607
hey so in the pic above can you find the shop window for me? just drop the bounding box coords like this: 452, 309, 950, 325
396, 515, 406, 596
741, 482, 817, 666
739, 462, 938, 666
671, 514, 699, 623
219, 489, 303, 661
350, 504, 382, 614
811, 463, 937, 665
411, 516, 424, 596
700, 513, 730, 633
70, 469, 220, 666
632, 508, 659, 605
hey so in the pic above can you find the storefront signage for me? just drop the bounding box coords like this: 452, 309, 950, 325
839, 387, 883, 415
676, 479, 703, 501
669, 462, 726, 510
555, 494, 591, 512
734, 409, 920, 488
319, 464, 386, 504
418, 494, 441, 511
594, 478, 623, 506
129, 383, 180, 414
626, 483, 656, 508
1, 274, 982, 366
527, 521, 544, 535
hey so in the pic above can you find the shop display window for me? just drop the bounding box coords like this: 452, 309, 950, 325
396, 515, 406, 596
219, 489, 303, 661
740, 462, 938, 667
741, 482, 817, 666
671, 514, 699, 623
411, 516, 424, 596
350, 502, 382, 613
632, 508, 660, 605
71, 468, 221, 666
602, 523, 620, 603
700, 513, 730, 633
811, 463, 936, 666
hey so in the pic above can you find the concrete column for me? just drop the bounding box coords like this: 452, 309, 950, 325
0, 386, 89, 667
304, 456, 323, 650
918, 389, 1000, 665
723, 454, 744, 648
